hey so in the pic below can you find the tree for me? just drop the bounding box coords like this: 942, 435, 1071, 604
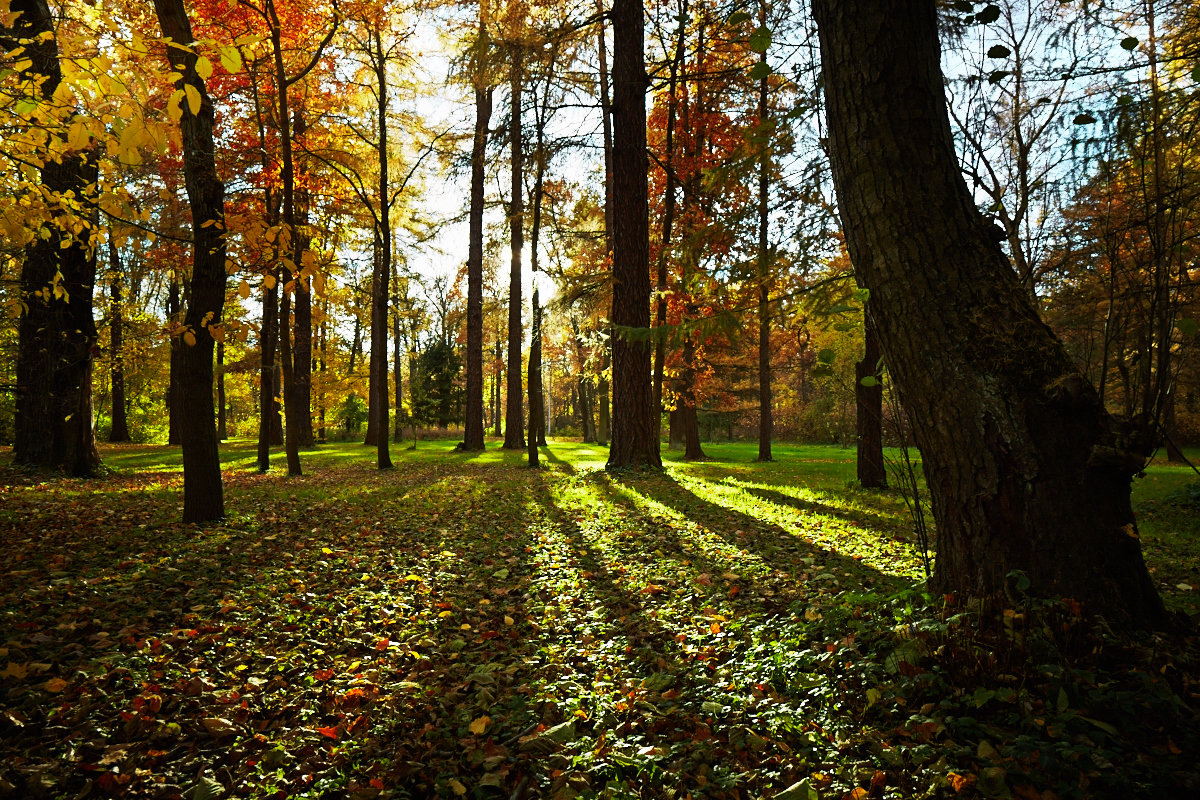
503, 31, 525, 450
812, 0, 1165, 624
153, 0, 229, 522
4, 0, 101, 477
463, 7, 494, 451
607, 0, 661, 469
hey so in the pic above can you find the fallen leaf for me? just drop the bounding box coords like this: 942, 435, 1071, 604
469, 715, 490, 735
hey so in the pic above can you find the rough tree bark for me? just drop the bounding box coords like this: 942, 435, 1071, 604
154, 0, 228, 522
607, 0, 661, 469
813, 0, 1165, 625
5, 0, 101, 476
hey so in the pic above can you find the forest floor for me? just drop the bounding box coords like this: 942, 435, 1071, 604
1, 438, 1198, 800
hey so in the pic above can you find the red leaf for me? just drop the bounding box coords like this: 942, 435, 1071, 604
313, 669, 335, 681
317, 725, 339, 739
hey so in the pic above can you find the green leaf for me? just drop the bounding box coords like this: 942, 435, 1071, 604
1175, 318, 1199, 337
1073, 112, 1096, 124
727, 11, 751, 26
817, 348, 837, 365
1120, 36, 1139, 51
15, 98, 38, 115
1078, 715, 1119, 736
859, 376, 879, 388
749, 61, 771, 81
1057, 686, 1069, 713
1192, 65, 1200, 83
749, 26, 772, 54
987, 44, 1011, 59
976, 4, 1001, 23
774, 778, 819, 800
1116, 94, 1133, 106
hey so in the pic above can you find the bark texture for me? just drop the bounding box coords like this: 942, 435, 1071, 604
464, 83, 493, 451
607, 0, 661, 470
154, 0, 227, 522
813, 0, 1165, 624
503, 53, 525, 450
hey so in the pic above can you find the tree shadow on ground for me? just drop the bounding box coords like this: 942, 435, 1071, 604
611, 469, 911, 595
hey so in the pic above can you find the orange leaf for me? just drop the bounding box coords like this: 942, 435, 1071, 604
849, 789, 868, 800
44, 677, 69, 693
313, 669, 335, 681
317, 726, 339, 739
710, 622, 721, 634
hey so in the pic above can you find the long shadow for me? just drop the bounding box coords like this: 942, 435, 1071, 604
736, 482, 905, 535
613, 470, 910, 594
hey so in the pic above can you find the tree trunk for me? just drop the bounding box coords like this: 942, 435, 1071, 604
855, 310, 886, 488
167, 279, 181, 446
596, 1, 613, 448
392, 281, 404, 444
108, 238, 131, 443
813, 0, 1165, 625
369, 28, 393, 469
465, 80, 493, 451
5, 0, 100, 476
504, 51, 526, 449
217, 340, 228, 440
257, 269, 279, 470
681, 336, 705, 461
493, 333, 503, 438
607, 0, 661, 470
154, 0, 227, 522
755, 7, 773, 463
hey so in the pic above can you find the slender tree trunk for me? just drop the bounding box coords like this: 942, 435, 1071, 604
319, 306, 327, 443
217, 340, 228, 440
652, 10, 686, 426
369, 28, 393, 469
167, 279, 181, 446
680, 335, 704, 460
504, 51, 526, 449
154, 0, 227, 522
596, 0, 613, 446
258, 267, 279, 470
755, 4, 772, 463
813, 0, 1165, 624
465, 78, 494, 450
392, 278, 404, 444
108, 238, 131, 443
607, 0, 661, 469
493, 333, 504, 438
855, 310, 886, 487
364, 253, 380, 447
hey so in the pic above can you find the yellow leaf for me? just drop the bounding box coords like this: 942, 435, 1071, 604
448, 778, 467, 796
68, 120, 90, 150
404, 574, 423, 582
44, 677, 69, 693
0, 662, 28, 679
183, 329, 197, 347
237, 279, 250, 299
185, 84, 202, 116
503, 616, 514, 626
14, 58, 32, 72
263, 272, 276, 290
438, 611, 452, 618
194, 55, 213, 80
468, 716, 490, 735
219, 45, 243, 74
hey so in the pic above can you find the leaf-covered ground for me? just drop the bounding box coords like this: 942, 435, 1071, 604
2, 439, 1198, 800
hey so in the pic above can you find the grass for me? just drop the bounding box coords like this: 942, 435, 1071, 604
1, 437, 1197, 800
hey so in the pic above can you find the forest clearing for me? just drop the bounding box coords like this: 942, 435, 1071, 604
2, 440, 1198, 798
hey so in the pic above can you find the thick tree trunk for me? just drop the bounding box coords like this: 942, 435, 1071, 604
154, 0, 227, 522
108, 239, 131, 443
813, 0, 1165, 625
855, 310, 886, 488
607, 0, 661, 469
504, 53, 526, 449
464, 82, 493, 451
6, 0, 99, 476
